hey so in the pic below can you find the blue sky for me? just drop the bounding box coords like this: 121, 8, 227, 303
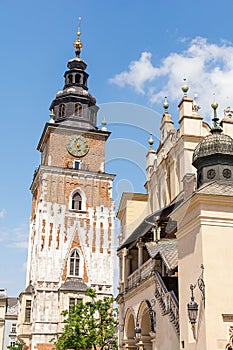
1, 0, 233, 296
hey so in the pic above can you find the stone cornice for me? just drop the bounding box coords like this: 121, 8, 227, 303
30, 165, 115, 193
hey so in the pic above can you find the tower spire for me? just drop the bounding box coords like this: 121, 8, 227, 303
73, 17, 83, 57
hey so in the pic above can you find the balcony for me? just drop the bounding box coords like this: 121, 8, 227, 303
127, 259, 156, 289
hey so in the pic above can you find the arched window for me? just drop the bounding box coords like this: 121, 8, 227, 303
75, 103, 82, 117
75, 74, 81, 84
68, 74, 73, 84
83, 75, 87, 86
58, 104, 65, 118
90, 110, 95, 124
72, 192, 82, 210
69, 249, 80, 276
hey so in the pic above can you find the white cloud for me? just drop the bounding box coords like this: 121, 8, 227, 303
0, 209, 6, 218
109, 52, 159, 94
109, 37, 233, 117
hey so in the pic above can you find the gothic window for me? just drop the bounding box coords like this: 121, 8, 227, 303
69, 249, 80, 276
25, 300, 31, 323
75, 103, 82, 117
72, 192, 82, 210
70, 189, 86, 212
58, 104, 65, 118
75, 73, 81, 84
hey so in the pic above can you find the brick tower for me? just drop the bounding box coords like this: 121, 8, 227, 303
17, 22, 115, 350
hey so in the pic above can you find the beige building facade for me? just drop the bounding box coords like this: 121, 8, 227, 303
117, 87, 233, 349
0, 289, 18, 350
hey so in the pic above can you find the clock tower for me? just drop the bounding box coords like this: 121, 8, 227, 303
17, 22, 115, 350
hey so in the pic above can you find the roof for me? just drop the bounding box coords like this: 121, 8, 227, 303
118, 197, 183, 250
196, 180, 233, 196
7, 297, 18, 307
146, 240, 178, 271
193, 132, 233, 167
59, 279, 87, 292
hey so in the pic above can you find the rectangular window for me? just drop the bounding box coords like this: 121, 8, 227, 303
73, 161, 80, 170
11, 323, 17, 333
69, 297, 82, 314
69, 297, 76, 315
10, 340, 16, 347
25, 300, 31, 323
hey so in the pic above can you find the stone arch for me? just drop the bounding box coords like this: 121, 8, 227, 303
124, 308, 136, 341
137, 300, 155, 350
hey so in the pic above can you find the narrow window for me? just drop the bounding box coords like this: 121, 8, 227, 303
90, 110, 95, 124
25, 300, 31, 323
11, 323, 17, 333
69, 249, 80, 276
69, 297, 82, 314
75, 74, 81, 84
75, 103, 82, 117
83, 75, 87, 86
74, 161, 80, 170
72, 192, 82, 210
69, 297, 76, 315
68, 74, 73, 84
58, 104, 65, 118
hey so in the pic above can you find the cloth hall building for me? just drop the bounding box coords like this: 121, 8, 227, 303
117, 88, 233, 350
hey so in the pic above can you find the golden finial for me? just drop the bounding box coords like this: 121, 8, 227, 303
211, 93, 222, 133
163, 96, 169, 111
181, 78, 189, 97
211, 93, 218, 110
73, 17, 83, 57
148, 133, 155, 152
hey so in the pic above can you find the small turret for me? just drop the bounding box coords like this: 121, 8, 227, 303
193, 101, 233, 188
178, 79, 203, 136
160, 97, 174, 144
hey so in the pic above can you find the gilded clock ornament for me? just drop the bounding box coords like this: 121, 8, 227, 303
67, 135, 89, 157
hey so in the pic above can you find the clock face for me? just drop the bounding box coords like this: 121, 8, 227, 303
67, 135, 89, 157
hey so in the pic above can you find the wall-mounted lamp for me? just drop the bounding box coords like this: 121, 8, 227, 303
187, 265, 205, 340
187, 284, 198, 339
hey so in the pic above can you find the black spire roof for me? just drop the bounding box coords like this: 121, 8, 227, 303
49, 20, 99, 130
